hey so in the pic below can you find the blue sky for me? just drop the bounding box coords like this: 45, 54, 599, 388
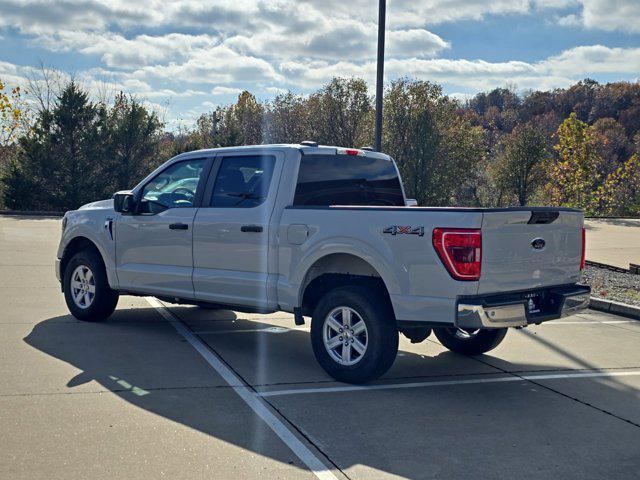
0, 0, 638, 128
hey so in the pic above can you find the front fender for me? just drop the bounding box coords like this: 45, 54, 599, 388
59, 212, 117, 288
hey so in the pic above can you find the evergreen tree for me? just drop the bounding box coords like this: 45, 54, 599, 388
3, 82, 104, 210
105, 92, 163, 191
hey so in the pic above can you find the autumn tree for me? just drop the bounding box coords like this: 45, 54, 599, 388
383, 78, 484, 206
592, 117, 632, 173
263, 92, 311, 143
220, 91, 264, 146
545, 113, 605, 213
0, 80, 28, 207
492, 124, 548, 206
0, 80, 26, 147
597, 154, 640, 216
306, 78, 373, 147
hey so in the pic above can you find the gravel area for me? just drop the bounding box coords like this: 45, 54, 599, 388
582, 265, 640, 306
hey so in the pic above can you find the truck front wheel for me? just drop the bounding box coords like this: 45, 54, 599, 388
433, 327, 507, 355
311, 286, 398, 384
63, 249, 119, 322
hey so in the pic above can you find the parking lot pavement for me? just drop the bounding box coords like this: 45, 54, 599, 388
2, 215, 640, 479
585, 218, 640, 268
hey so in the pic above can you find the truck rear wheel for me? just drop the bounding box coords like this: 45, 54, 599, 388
311, 286, 398, 384
433, 327, 507, 355
63, 249, 119, 322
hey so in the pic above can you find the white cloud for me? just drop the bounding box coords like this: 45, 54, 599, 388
132, 45, 283, 85
540, 45, 640, 75
556, 14, 582, 27
264, 86, 288, 95
580, 0, 640, 33
387, 30, 450, 58
211, 86, 243, 95
39, 31, 220, 69
277, 44, 640, 93
0, 0, 161, 34
388, 0, 531, 28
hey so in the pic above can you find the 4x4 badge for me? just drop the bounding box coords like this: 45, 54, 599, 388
383, 226, 424, 236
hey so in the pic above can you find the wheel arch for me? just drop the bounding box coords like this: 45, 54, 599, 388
60, 236, 109, 291
298, 252, 396, 319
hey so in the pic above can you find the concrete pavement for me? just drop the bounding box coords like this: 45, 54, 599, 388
585, 218, 640, 269
1, 215, 640, 479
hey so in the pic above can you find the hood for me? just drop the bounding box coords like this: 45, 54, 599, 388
78, 199, 114, 211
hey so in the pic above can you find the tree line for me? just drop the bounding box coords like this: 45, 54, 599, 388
0, 76, 639, 215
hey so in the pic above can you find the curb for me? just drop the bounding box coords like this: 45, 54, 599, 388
589, 297, 640, 321
0, 210, 65, 217
584, 259, 631, 274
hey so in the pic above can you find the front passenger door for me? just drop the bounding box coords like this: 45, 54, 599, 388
115, 157, 210, 299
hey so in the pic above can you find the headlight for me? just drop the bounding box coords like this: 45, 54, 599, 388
61, 215, 68, 232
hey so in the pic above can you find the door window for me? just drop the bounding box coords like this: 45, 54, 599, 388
139, 159, 206, 213
211, 155, 276, 208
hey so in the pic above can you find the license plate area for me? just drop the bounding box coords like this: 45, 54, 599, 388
523, 292, 544, 315
523, 289, 566, 321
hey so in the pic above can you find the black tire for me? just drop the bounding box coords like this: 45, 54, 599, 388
433, 327, 507, 355
63, 249, 119, 322
311, 286, 398, 384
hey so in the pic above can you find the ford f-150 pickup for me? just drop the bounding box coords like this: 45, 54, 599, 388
56, 143, 591, 383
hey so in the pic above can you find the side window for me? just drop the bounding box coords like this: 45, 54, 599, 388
211, 155, 276, 208
139, 158, 206, 213
293, 154, 405, 206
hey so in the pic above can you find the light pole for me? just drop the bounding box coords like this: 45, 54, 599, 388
374, 0, 386, 152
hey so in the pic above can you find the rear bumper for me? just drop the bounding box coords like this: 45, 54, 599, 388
456, 284, 591, 329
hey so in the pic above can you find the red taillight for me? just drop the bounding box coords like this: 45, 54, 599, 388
432, 228, 482, 281
580, 227, 586, 270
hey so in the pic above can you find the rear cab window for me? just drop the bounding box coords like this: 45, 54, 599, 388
293, 154, 405, 206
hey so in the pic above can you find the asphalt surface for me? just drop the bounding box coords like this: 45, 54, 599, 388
1, 215, 639, 480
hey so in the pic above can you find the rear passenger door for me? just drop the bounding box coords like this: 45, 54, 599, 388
192, 152, 283, 308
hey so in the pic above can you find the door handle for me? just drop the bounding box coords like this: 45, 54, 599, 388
241, 225, 263, 233
169, 223, 189, 230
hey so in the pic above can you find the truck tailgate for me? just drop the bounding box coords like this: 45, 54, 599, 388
478, 209, 583, 294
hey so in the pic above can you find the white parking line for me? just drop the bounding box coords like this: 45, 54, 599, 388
194, 326, 310, 335
258, 370, 640, 398
545, 320, 635, 325
145, 297, 338, 480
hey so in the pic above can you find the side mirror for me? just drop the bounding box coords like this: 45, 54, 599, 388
406, 198, 418, 207
113, 190, 135, 213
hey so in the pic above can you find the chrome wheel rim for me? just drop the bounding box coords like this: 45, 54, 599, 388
322, 307, 368, 366
448, 327, 481, 340
70, 265, 96, 309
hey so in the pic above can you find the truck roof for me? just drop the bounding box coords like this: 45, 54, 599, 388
173, 144, 392, 161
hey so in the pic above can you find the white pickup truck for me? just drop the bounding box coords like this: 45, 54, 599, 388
56, 143, 590, 383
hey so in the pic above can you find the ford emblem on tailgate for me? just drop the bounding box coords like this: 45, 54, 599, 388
531, 238, 546, 250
